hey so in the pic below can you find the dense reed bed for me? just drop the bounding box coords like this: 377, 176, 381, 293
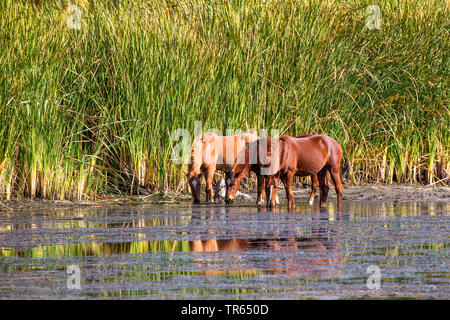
0, 0, 448, 200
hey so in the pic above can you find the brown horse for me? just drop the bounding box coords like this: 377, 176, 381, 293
226, 135, 342, 209
186, 132, 263, 204
225, 135, 319, 206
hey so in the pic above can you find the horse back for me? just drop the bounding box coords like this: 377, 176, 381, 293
279, 135, 341, 174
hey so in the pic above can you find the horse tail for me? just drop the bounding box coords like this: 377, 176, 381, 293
341, 157, 351, 180
187, 136, 203, 179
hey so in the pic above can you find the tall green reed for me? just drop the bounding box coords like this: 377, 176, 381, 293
0, 0, 448, 200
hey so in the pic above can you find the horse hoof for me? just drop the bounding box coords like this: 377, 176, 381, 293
205, 200, 214, 204
225, 199, 232, 205
193, 200, 201, 204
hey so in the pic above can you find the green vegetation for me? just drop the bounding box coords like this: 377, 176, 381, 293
0, 0, 448, 200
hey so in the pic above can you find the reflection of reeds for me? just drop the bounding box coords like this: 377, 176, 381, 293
345, 202, 450, 218
0, 240, 190, 258
0, 0, 448, 201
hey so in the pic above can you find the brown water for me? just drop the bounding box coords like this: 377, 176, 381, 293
0, 202, 448, 299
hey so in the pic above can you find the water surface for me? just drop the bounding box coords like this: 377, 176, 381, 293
0, 202, 448, 299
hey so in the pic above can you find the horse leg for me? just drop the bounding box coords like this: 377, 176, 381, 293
203, 239, 219, 251
266, 178, 278, 208
189, 240, 204, 252
256, 174, 266, 205
318, 168, 329, 207
308, 174, 319, 205
204, 167, 215, 204
282, 172, 295, 210
329, 166, 343, 210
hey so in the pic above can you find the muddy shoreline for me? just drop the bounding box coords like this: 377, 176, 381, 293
1, 184, 449, 212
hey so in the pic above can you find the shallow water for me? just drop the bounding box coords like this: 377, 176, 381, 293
0, 201, 448, 299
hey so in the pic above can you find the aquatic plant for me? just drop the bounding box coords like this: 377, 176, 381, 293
0, 0, 448, 200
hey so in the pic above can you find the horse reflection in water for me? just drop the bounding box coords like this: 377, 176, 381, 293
188, 207, 342, 277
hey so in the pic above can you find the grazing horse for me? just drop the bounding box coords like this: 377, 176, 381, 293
186, 132, 263, 204
226, 135, 342, 209
225, 135, 319, 206
264, 135, 343, 209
